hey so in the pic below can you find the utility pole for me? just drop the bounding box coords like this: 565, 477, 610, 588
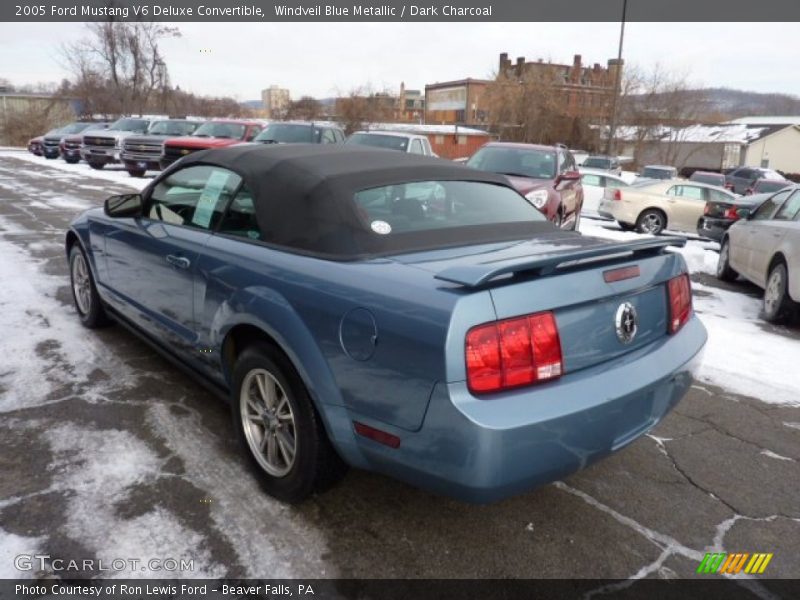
605, 0, 627, 156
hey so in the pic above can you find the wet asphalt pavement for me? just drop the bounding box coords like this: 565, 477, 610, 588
0, 153, 798, 593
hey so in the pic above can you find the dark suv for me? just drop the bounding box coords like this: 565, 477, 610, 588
724, 166, 786, 194
466, 142, 583, 229
252, 122, 345, 145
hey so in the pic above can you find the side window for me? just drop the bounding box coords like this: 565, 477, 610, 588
709, 189, 734, 203
752, 190, 791, 221
147, 165, 242, 230
218, 186, 262, 240
321, 128, 337, 144
245, 126, 261, 141
422, 138, 433, 155
581, 174, 602, 186
334, 129, 345, 142
409, 139, 424, 155
672, 185, 705, 200
773, 191, 800, 221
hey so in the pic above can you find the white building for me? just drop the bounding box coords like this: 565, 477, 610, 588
260, 85, 290, 119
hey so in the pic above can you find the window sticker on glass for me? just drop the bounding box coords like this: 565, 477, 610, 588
192, 170, 232, 228
371, 220, 392, 234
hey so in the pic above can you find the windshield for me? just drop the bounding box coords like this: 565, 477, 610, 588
57, 122, 94, 135
192, 122, 247, 139
108, 118, 149, 133
147, 120, 201, 136
641, 167, 674, 179
583, 157, 612, 169
254, 123, 318, 144
346, 133, 409, 152
466, 146, 557, 180
354, 180, 545, 236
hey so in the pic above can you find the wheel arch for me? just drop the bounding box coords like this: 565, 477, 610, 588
638, 206, 668, 227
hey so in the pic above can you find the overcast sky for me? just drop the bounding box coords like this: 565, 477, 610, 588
1, 22, 798, 100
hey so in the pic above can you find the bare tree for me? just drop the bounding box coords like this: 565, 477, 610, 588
334, 86, 395, 134
61, 22, 180, 116
285, 96, 323, 121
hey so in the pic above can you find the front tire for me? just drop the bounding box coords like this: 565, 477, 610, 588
231, 342, 346, 503
636, 209, 666, 235
88, 161, 105, 170
68, 244, 110, 328
127, 169, 146, 178
716, 239, 738, 282
763, 262, 794, 323
64, 158, 79, 164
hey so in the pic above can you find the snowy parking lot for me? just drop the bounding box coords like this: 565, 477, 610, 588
0, 149, 799, 589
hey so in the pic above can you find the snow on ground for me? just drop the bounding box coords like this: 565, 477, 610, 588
580, 217, 800, 406
1, 148, 152, 192
0, 215, 142, 412
48, 424, 226, 579
0, 530, 43, 578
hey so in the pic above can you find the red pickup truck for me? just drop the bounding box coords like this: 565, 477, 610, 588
160, 119, 264, 169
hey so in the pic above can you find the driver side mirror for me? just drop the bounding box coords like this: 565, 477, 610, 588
104, 193, 143, 218
555, 170, 581, 185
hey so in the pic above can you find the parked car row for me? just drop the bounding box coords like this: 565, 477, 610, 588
717, 185, 800, 323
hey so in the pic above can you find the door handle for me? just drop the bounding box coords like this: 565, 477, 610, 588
166, 255, 191, 269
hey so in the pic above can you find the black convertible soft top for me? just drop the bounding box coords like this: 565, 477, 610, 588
176, 144, 554, 259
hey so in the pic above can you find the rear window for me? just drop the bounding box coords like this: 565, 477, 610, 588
353, 180, 545, 235
755, 180, 789, 193
641, 167, 675, 179
193, 122, 247, 139
583, 157, 612, 169
690, 172, 724, 186
346, 133, 410, 152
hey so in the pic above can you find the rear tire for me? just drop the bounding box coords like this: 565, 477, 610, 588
231, 342, 347, 503
127, 169, 146, 178
64, 158, 79, 164
636, 209, 666, 235
763, 262, 794, 323
68, 244, 111, 329
88, 161, 105, 170
716, 238, 738, 282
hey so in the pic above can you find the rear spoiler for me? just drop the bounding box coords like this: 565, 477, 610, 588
434, 236, 686, 288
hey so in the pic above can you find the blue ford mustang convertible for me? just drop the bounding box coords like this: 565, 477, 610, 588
66, 145, 707, 503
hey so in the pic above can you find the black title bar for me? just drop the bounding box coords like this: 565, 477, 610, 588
5, 0, 800, 22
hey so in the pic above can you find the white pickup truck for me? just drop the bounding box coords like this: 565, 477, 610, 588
345, 130, 437, 156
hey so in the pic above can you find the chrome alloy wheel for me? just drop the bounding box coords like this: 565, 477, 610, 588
764, 268, 785, 316
240, 368, 297, 477
640, 212, 663, 234
71, 251, 92, 315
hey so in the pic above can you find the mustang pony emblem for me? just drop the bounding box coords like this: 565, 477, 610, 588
615, 302, 638, 344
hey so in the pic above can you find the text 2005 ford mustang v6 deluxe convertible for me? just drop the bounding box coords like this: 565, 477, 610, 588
66, 145, 706, 503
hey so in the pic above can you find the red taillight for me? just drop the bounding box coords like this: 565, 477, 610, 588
466, 311, 563, 394
612, 189, 623, 201
667, 274, 692, 334
723, 206, 739, 220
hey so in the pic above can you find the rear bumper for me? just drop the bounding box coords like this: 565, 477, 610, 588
353, 316, 706, 503
697, 217, 733, 242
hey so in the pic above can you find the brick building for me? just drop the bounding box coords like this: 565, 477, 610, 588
424, 79, 491, 126
498, 53, 622, 120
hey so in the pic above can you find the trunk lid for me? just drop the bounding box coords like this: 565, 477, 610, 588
397, 231, 687, 378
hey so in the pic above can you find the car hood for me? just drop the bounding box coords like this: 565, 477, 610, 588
165, 136, 241, 148
124, 134, 170, 144
503, 175, 554, 195
83, 130, 139, 141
